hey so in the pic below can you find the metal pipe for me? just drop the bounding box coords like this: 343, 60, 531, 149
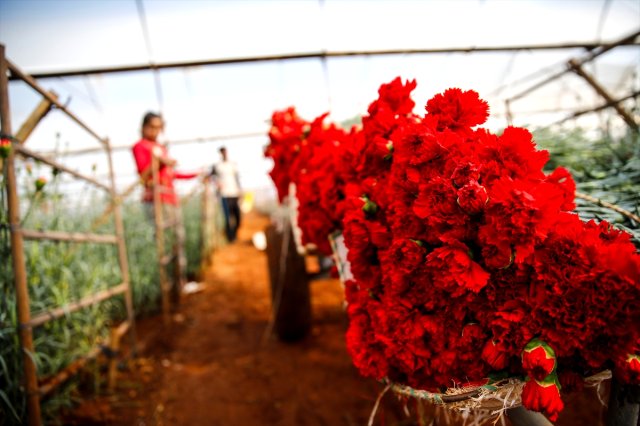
42, 131, 265, 158
10, 40, 640, 80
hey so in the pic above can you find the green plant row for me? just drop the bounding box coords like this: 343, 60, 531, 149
0, 164, 215, 425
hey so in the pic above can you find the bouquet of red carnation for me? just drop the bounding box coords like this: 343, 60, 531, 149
293, 113, 359, 255
342, 79, 640, 422
266, 106, 361, 256
265, 107, 310, 202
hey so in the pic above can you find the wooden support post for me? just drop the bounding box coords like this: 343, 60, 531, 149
568, 59, 639, 132
15, 93, 57, 144
152, 155, 170, 325
201, 178, 212, 264
0, 44, 42, 426
107, 327, 121, 392
264, 219, 311, 342
104, 137, 137, 354
170, 206, 183, 307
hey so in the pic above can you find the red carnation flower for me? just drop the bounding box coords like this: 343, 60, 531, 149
451, 162, 480, 188
614, 354, 640, 384
426, 241, 490, 294
371, 76, 417, 116
522, 339, 556, 381
456, 180, 489, 215
481, 340, 510, 370
425, 88, 489, 132
521, 377, 564, 422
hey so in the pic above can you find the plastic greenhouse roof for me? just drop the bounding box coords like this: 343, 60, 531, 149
0, 0, 638, 195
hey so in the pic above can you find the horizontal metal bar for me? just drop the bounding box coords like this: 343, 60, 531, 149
7, 59, 107, 146
41, 131, 265, 157
9, 40, 640, 80
14, 144, 111, 192
25, 283, 127, 328
21, 229, 118, 244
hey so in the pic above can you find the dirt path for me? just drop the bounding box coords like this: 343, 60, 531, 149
64, 212, 610, 426
65, 212, 387, 425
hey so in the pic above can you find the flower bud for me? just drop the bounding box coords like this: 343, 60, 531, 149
35, 176, 47, 192
0, 138, 11, 159
521, 376, 564, 422
456, 181, 489, 215
522, 339, 556, 381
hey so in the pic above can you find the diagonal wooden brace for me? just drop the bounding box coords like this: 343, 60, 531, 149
568, 58, 639, 132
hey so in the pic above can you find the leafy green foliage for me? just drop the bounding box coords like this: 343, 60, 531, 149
534, 127, 640, 247
0, 164, 210, 425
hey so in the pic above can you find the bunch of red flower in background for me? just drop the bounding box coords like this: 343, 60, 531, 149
338, 79, 640, 422
292, 114, 360, 255
266, 108, 360, 255
265, 107, 309, 202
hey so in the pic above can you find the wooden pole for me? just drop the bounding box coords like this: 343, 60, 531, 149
6, 60, 106, 146
547, 90, 640, 128
20, 229, 118, 244
568, 59, 639, 132
107, 326, 121, 392
0, 94, 57, 173
104, 137, 137, 354
15, 93, 57, 144
201, 178, 212, 263
0, 44, 42, 426
26, 283, 127, 328
14, 143, 111, 191
169, 206, 183, 307
37, 347, 101, 398
508, 29, 640, 103
152, 155, 170, 325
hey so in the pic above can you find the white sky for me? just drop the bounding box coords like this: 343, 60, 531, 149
0, 0, 639, 196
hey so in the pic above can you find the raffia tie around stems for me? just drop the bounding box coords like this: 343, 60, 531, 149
384, 370, 612, 415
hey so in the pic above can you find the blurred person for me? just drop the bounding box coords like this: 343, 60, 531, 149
210, 146, 242, 243
132, 112, 200, 210
132, 112, 200, 287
